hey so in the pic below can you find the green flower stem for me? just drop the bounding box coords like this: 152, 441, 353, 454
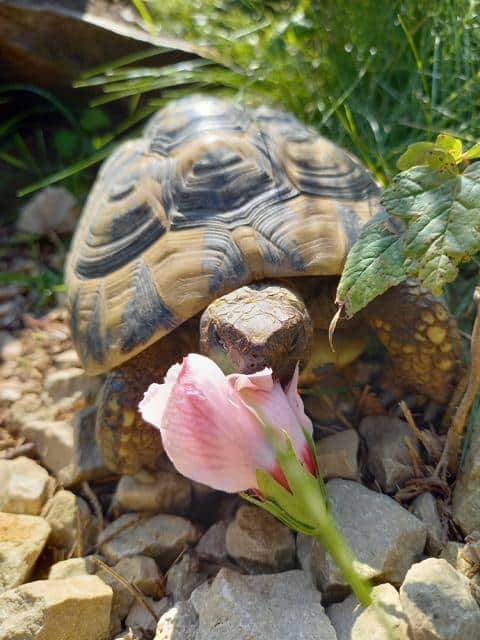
313, 518, 372, 607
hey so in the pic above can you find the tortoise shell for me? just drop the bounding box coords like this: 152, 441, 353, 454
66, 96, 382, 375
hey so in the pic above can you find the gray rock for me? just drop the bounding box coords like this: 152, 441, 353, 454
17, 186, 79, 235
125, 597, 169, 638
0, 456, 50, 515
20, 419, 74, 479
400, 558, 480, 639
194, 568, 337, 640
155, 601, 198, 640
166, 552, 207, 602
45, 367, 102, 403
225, 505, 295, 573
452, 420, 480, 535
112, 470, 191, 515
195, 521, 228, 563
61, 406, 110, 487
316, 430, 359, 480
95, 565, 135, 637
0, 575, 112, 640
359, 416, 418, 492
411, 493, 444, 555
0, 512, 50, 593
113, 555, 163, 598
298, 479, 426, 600
327, 583, 411, 640
98, 513, 200, 568
42, 490, 97, 556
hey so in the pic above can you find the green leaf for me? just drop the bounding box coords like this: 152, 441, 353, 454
335, 211, 406, 316
435, 133, 463, 161
79, 108, 111, 133
463, 143, 480, 161
397, 142, 435, 170
383, 164, 480, 295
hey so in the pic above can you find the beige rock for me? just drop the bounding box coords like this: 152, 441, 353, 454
316, 430, 359, 480
0, 457, 50, 515
193, 569, 337, 640
113, 555, 163, 598
112, 470, 191, 515
17, 186, 79, 235
298, 479, 426, 600
359, 416, 418, 492
411, 493, 444, 555
45, 368, 102, 402
125, 598, 169, 638
0, 575, 112, 640
98, 513, 200, 568
452, 418, 480, 535
42, 490, 97, 556
20, 419, 74, 478
155, 601, 198, 640
327, 583, 411, 640
48, 557, 93, 580
400, 558, 480, 639
0, 512, 50, 593
95, 565, 134, 637
225, 505, 295, 573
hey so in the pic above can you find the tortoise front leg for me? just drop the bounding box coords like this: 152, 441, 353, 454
363, 280, 463, 403
96, 320, 197, 475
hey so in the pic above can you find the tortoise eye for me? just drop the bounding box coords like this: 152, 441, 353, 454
289, 333, 300, 352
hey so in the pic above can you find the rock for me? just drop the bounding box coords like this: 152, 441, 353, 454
400, 558, 480, 639
155, 601, 198, 640
0, 332, 22, 361
17, 187, 79, 235
0, 575, 112, 640
98, 513, 201, 568
60, 405, 110, 487
113, 555, 163, 599
0, 0, 200, 89
452, 418, 480, 535
95, 565, 135, 637
112, 470, 191, 515
48, 557, 94, 580
327, 583, 411, 640
193, 568, 337, 640
0, 512, 50, 593
411, 493, 444, 555
125, 598, 169, 638
44, 368, 102, 403
439, 541, 463, 567
297, 479, 426, 600
359, 416, 418, 492
42, 490, 97, 556
0, 456, 50, 515
166, 552, 207, 601
20, 419, 74, 479
225, 505, 295, 573
316, 429, 359, 480
195, 521, 228, 563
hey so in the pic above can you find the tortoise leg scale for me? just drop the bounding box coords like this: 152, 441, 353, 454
96, 319, 197, 475
363, 280, 463, 403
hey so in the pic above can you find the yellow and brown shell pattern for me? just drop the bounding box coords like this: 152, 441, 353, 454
66, 96, 382, 375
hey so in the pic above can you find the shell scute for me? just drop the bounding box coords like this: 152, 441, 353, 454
66, 96, 382, 373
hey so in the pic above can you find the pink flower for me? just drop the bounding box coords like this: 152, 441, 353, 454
139, 353, 315, 493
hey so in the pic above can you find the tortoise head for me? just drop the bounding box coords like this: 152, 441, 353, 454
199, 282, 313, 384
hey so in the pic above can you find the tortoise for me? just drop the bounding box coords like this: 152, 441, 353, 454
66, 95, 462, 475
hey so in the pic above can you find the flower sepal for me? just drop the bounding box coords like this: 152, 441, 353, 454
241, 429, 330, 536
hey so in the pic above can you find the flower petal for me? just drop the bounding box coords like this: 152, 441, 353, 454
143, 354, 277, 492
228, 367, 274, 393
285, 363, 313, 435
